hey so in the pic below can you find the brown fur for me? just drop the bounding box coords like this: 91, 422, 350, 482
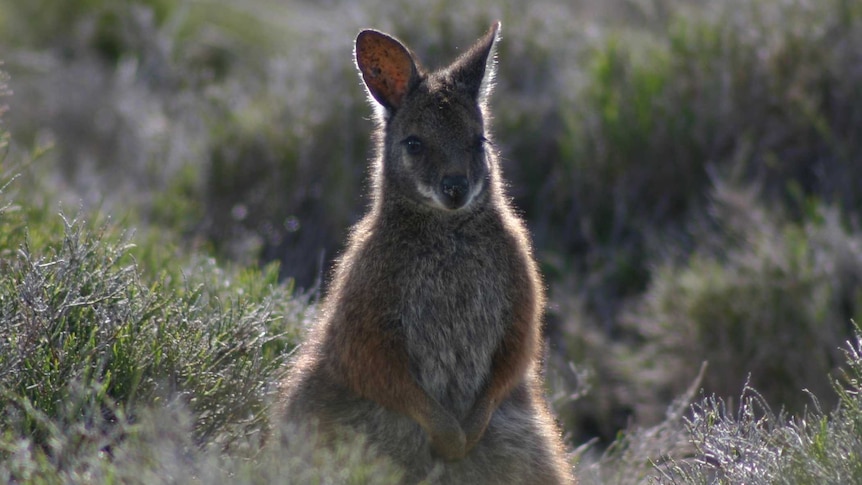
277, 22, 574, 484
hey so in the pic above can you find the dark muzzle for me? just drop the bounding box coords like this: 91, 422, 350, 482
440, 175, 469, 209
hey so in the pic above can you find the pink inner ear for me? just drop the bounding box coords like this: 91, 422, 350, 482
387, 68, 408, 102
358, 32, 414, 109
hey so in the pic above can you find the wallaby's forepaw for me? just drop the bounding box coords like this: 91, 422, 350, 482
429, 423, 467, 461
462, 399, 495, 454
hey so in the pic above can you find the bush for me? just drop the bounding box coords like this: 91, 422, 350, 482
552, 0, 862, 315
576, 325, 862, 484
627, 185, 862, 422
0, 167, 312, 480
655, 324, 862, 484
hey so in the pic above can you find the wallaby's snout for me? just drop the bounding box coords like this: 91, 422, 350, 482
440, 174, 470, 209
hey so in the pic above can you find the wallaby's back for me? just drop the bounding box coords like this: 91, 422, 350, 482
277, 22, 574, 484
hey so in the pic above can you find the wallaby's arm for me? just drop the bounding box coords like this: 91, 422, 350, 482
462, 257, 541, 453
328, 305, 467, 460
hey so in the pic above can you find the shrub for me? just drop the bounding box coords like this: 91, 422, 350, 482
655, 324, 862, 484
627, 185, 862, 422
575, 365, 705, 485
0, 171, 311, 480
552, 0, 862, 312
577, 325, 862, 484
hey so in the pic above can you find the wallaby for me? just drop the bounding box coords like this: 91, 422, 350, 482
277, 22, 574, 484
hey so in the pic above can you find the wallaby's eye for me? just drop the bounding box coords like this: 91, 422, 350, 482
402, 136, 424, 156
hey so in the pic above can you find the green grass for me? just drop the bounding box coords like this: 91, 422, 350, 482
0, 160, 311, 481
654, 326, 862, 484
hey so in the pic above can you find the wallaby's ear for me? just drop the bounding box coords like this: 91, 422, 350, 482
450, 21, 501, 101
355, 30, 419, 111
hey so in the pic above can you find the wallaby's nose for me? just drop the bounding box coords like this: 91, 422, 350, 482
440, 175, 470, 209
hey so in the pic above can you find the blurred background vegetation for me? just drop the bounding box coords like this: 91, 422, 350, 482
2, 0, 862, 481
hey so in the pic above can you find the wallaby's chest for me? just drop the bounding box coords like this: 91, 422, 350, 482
395, 232, 513, 416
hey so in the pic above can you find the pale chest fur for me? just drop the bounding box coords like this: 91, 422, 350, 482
391, 224, 515, 419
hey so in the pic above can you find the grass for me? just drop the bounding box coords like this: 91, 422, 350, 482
2, 0, 862, 482
655, 327, 862, 484
0, 162, 312, 480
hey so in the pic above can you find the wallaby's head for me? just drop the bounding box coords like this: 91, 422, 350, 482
355, 22, 501, 213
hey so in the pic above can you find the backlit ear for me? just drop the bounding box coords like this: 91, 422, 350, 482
450, 21, 501, 101
355, 30, 419, 111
